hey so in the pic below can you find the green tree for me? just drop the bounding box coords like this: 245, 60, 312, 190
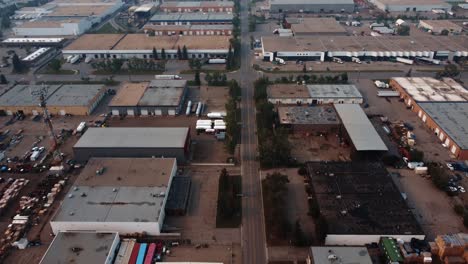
396, 25, 410, 36
262, 172, 290, 239
152, 47, 158, 60
226, 45, 233, 70
182, 45, 188, 60
436, 64, 460, 79
189, 59, 202, 70
161, 48, 166, 60
0, 74, 7, 84
293, 220, 308, 247
1, 16, 11, 29
340, 72, 348, 83
194, 70, 201, 86
11, 53, 25, 73
440, 29, 449, 36
109, 59, 123, 73
48, 58, 62, 72
315, 215, 328, 243
302, 64, 306, 73
177, 46, 182, 60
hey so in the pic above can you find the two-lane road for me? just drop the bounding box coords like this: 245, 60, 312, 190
239, 0, 268, 263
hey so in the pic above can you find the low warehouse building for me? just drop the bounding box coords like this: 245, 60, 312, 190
307, 247, 373, 264
0, 84, 106, 116
289, 17, 348, 36
149, 12, 233, 25
306, 162, 424, 245
40, 232, 120, 264
63, 33, 231, 60
390, 77, 468, 159
418, 20, 463, 35
109, 80, 187, 116
143, 24, 233, 36
268, 84, 363, 105
160, 1, 234, 13
73, 127, 191, 162
269, 0, 355, 13
368, 0, 451, 12
50, 157, 177, 235
277, 105, 340, 134
261, 35, 468, 61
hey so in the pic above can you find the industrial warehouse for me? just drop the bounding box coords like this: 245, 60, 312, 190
62, 33, 231, 59
159, 1, 234, 13
50, 157, 178, 236
143, 24, 233, 36
109, 80, 187, 116
390, 77, 468, 159
306, 162, 424, 245
148, 12, 233, 25
269, 0, 355, 13
267, 84, 363, 105
278, 105, 340, 134
0, 84, 106, 116
73, 127, 191, 162
260, 35, 468, 62
368, 0, 451, 12
40, 232, 120, 264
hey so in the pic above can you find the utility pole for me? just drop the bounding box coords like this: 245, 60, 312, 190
31, 84, 62, 161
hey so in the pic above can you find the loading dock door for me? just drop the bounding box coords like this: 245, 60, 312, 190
155, 109, 162, 116
141, 109, 149, 116
422, 114, 427, 122
168, 109, 176, 116
32, 110, 39, 116
127, 109, 135, 116
435, 128, 439, 135
112, 110, 119, 116
59, 110, 66, 116
451, 145, 457, 154
439, 133, 444, 141
418, 110, 422, 118
445, 138, 450, 146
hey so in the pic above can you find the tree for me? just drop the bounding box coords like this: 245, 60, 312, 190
340, 72, 348, 83
109, 59, 123, 73
302, 64, 306, 73
11, 53, 25, 73
406, 68, 412, 77
262, 173, 290, 239
396, 25, 410, 36
48, 58, 62, 72
189, 59, 202, 70
226, 45, 233, 70
463, 210, 468, 228
1, 16, 11, 29
194, 70, 201, 86
293, 220, 308, 247
440, 29, 449, 36
177, 46, 182, 60
0, 74, 7, 84
152, 47, 158, 60
161, 48, 166, 60
182, 45, 188, 60
308, 199, 320, 218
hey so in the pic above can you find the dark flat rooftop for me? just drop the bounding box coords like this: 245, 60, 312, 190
307, 162, 423, 236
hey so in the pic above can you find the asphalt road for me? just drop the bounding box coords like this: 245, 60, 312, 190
238, 1, 268, 264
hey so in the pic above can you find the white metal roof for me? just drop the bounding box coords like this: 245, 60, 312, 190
335, 104, 388, 151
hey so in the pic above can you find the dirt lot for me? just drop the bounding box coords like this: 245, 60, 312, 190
165, 166, 241, 244
289, 133, 351, 163
390, 168, 467, 239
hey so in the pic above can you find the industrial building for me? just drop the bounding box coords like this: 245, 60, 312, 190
267, 84, 363, 105
368, 0, 451, 12
11, 0, 124, 36
277, 105, 340, 133
286, 17, 348, 36
143, 24, 233, 36
109, 80, 187, 116
269, 0, 355, 13
149, 12, 233, 25
62, 34, 231, 59
0, 84, 106, 116
1, 37, 65, 47
307, 247, 373, 264
335, 104, 388, 153
159, 1, 234, 13
50, 157, 178, 235
418, 20, 463, 35
39, 232, 120, 264
306, 162, 424, 245
260, 35, 468, 62
73, 127, 191, 162
390, 77, 468, 159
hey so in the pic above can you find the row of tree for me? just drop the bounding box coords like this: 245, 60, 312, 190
91, 58, 165, 73
254, 78, 292, 168
274, 73, 349, 85
216, 168, 241, 227
224, 80, 241, 153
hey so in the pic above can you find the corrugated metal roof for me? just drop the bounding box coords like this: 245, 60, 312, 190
74, 127, 189, 149
335, 104, 388, 151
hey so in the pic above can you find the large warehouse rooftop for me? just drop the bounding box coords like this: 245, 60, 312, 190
45, 84, 105, 106
74, 157, 176, 187
306, 162, 423, 236
278, 106, 340, 125
419, 102, 468, 150
391, 77, 468, 102
40, 232, 119, 264
291, 18, 347, 35
149, 12, 233, 22
307, 85, 362, 99
0, 85, 61, 106
53, 186, 165, 223
109, 82, 149, 107
267, 84, 310, 99
335, 104, 388, 151
74, 127, 190, 149
64, 34, 231, 51
261, 35, 468, 53
271, 0, 353, 5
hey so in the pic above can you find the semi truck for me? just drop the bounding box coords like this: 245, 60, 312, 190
155, 74, 182, 80
208, 58, 227, 64
396, 57, 414, 65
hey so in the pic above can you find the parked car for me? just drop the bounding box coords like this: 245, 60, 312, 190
458, 186, 466, 193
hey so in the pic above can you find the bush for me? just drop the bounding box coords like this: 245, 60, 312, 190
454, 204, 465, 216
308, 199, 320, 219
298, 166, 307, 176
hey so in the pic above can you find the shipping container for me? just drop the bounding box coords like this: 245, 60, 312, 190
129, 243, 141, 264
136, 243, 147, 264
114, 241, 129, 264
144, 243, 156, 264
122, 240, 136, 264
396, 57, 414, 65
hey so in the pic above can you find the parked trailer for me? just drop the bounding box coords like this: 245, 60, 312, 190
30, 151, 40, 161
416, 57, 441, 65
196, 102, 202, 117
66, 55, 73, 63
121, 240, 136, 264
415, 167, 428, 175
155, 74, 181, 80
396, 57, 414, 65
208, 58, 227, 64
114, 241, 129, 264
76, 122, 86, 133
84, 56, 93, 64
207, 112, 226, 119
351, 57, 362, 64
186, 100, 192, 116
377, 91, 400, 97
129, 243, 141, 264
70, 55, 80, 64
144, 243, 156, 264
136, 243, 147, 264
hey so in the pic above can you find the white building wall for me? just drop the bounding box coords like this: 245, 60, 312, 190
14, 20, 92, 36
325, 234, 426, 245
105, 233, 121, 264
50, 221, 161, 235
